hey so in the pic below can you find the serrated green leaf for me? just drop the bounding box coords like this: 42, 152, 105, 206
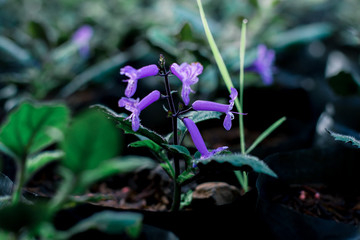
76, 156, 155, 193
128, 140, 174, 179
0, 102, 70, 161
63, 211, 143, 239
177, 169, 196, 185
178, 111, 222, 132
162, 144, 192, 162
128, 139, 162, 152
328, 130, 360, 148
91, 104, 166, 145
25, 150, 64, 183
61, 110, 122, 174
196, 154, 277, 178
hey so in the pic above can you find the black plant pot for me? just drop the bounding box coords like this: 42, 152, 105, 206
256, 145, 360, 240
55, 189, 260, 240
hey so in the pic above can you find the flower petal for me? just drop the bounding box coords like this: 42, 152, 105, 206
182, 118, 209, 156
138, 90, 160, 111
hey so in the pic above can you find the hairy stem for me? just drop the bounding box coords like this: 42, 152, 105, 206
160, 58, 181, 211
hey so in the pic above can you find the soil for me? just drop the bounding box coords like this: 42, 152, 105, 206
273, 183, 360, 226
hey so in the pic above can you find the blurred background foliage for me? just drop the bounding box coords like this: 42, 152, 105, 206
0, 0, 359, 120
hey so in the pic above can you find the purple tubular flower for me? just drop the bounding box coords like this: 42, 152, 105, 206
192, 88, 247, 131
120, 64, 159, 98
182, 118, 228, 162
118, 90, 160, 131
71, 25, 93, 58
245, 44, 275, 85
170, 62, 203, 105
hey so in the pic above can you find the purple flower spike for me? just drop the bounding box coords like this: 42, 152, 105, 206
120, 64, 159, 98
119, 90, 160, 131
72, 25, 93, 58
182, 118, 228, 162
192, 87, 247, 131
245, 44, 275, 85
170, 62, 203, 105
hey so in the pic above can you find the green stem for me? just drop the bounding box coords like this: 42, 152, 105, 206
12, 160, 26, 205
239, 19, 247, 155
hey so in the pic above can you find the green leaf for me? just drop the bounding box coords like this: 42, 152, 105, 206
327, 130, 360, 148
180, 190, 193, 210
196, 153, 277, 178
25, 150, 64, 183
63, 211, 143, 239
0, 203, 49, 232
128, 139, 162, 152
76, 156, 154, 193
177, 169, 196, 185
61, 109, 122, 174
178, 111, 222, 132
0, 102, 70, 161
59, 53, 128, 97
129, 140, 174, 178
91, 104, 166, 145
162, 144, 192, 162
147, 28, 178, 56
269, 23, 333, 49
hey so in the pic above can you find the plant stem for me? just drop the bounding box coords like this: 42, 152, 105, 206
12, 160, 25, 205
160, 57, 181, 211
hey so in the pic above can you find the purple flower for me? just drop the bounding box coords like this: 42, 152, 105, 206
71, 25, 93, 58
182, 118, 228, 162
118, 90, 160, 131
120, 64, 159, 98
245, 44, 275, 85
170, 62, 203, 105
192, 87, 247, 131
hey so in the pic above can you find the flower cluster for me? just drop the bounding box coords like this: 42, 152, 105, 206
118, 59, 246, 161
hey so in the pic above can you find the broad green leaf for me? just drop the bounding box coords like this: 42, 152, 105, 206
0, 102, 70, 161
147, 28, 178, 56
0, 203, 49, 232
61, 110, 122, 174
128, 140, 174, 177
269, 23, 333, 49
77, 156, 155, 193
92, 104, 166, 145
178, 111, 222, 132
25, 150, 64, 183
328, 130, 360, 148
62, 211, 143, 239
59, 53, 128, 97
128, 139, 162, 152
162, 144, 192, 162
177, 169, 196, 185
196, 154, 277, 178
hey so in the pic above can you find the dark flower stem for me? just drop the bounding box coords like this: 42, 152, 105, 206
159, 55, 181, 211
